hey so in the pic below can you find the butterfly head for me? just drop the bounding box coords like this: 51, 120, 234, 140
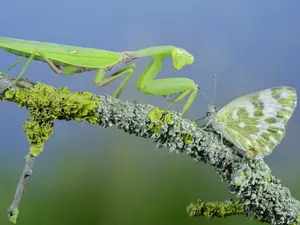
207, 105, 218, 117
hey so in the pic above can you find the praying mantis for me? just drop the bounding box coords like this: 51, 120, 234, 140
0, 37, 199, 118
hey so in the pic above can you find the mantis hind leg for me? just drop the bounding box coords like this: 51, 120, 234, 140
10, 51, 63, 86
37, 52, 63, 74
12, 53, 36, 85
1, 57, 26, 73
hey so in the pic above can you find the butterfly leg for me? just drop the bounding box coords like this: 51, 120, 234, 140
214, 130, 224, 145
219, 132, 224, 145
203, 120, 212, 130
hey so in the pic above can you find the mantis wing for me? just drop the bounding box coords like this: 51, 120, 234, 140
0, 37, 121, 68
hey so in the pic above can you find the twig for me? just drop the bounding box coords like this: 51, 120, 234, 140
8, 155, 36, 224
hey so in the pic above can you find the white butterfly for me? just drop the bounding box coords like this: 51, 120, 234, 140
206, 86, 297, 158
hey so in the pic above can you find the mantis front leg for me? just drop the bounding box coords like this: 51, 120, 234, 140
136, 55, 199, 119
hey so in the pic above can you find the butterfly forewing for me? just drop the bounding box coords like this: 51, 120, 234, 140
212, 86, 297, 157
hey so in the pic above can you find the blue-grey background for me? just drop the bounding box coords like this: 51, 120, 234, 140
0, 1, 300, 224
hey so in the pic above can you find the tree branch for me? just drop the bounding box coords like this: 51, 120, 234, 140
7, 155, 35, 224
0, 72, 299, 225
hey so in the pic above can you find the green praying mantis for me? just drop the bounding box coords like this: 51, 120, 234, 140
0, 37, 199, 119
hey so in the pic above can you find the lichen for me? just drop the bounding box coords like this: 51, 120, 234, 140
8, 208, 19, 224
182, 133, 193, 144
147, 107, 175, 134
4, 82, 101, 156
187, 199, 245, 218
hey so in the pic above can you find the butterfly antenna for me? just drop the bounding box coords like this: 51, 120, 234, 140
195, 92, 209, 123
196, 77, 217, 123
213, 73, 217, 99
200, 91, 213, 106
196, 115, 207, 122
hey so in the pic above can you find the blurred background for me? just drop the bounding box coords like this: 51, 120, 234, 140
0, 0, 300, 224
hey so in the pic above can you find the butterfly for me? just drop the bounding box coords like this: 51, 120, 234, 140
206, 86, 297, 158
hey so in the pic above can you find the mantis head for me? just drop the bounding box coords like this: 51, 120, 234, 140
171, 47, 194, 70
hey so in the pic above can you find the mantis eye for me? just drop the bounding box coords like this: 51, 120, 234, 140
171, 48, 194, 70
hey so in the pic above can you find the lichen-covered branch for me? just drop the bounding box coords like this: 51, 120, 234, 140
0, 72, 299, 225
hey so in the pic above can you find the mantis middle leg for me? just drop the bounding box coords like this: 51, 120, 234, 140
93, 64, 136, 101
